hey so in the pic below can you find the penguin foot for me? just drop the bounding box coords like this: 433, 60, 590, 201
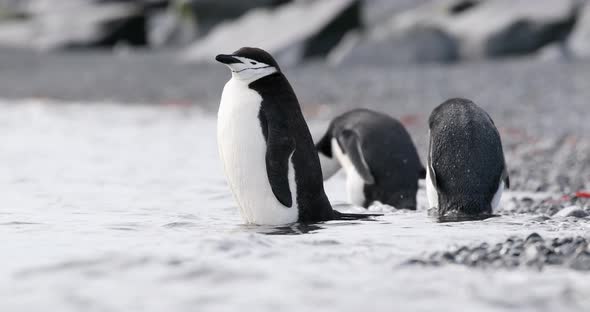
332, 210, 383, 221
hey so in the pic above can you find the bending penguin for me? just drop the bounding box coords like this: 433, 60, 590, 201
426, 98, 509, 220
215, 47, 379, 225
316, 109, 426, 209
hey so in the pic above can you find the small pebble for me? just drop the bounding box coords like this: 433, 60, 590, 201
407, 234, 590, 271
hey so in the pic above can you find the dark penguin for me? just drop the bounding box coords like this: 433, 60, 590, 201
426, 98, 509, 220
316, 109, 426, 209
216, 47, 379, 225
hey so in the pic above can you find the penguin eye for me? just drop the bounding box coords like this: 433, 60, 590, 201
250, 61, 257, 65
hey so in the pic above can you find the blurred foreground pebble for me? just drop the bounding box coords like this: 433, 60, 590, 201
406, 233, 590, 271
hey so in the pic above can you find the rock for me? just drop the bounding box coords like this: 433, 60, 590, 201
0, 0, 150, 49
408, 234, 590, 271
186, 0, 291, 36
529, 215, 551, 222
334, 0, 579, 64
328, 24, 459, 65
0, 0, 30, 18
569, 1, 590, 58
449, 0, 577, 59
569, 252, 590, 270
536, 42, 574, 61
183, 0, 362, 66
525, 232, 544, 245
361, 0, 432, 25
148, 1, 197, 47
553, 205, 589, 218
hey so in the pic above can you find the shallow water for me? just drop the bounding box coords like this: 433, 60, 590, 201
1, 100, 589, 312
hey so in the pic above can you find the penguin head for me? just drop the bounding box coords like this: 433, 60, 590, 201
216, 47, 280, 82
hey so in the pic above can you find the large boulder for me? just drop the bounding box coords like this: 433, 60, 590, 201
183, 0, 361, 66
0, 0, 149, 49
446, 0, 577, 59
149, 0, 291, 47
332, 0, 579, 65
328, 25, 459, 65
361, 0, 433, 24
186, 0, 291, 36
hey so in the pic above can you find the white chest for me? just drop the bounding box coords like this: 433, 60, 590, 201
425, 164, 439, 209
332, 138, 366, 207
217, 79, 298, 225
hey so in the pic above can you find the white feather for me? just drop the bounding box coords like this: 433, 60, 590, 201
491, 180, 504, 212
425, 164, 439, 209
217, 77, 298, 225
426, 130, 439, 210
331, 138, 365, 207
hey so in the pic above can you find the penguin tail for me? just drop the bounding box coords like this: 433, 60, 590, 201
332, 210, 382, 221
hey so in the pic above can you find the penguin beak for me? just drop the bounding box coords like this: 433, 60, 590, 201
215, 54, 241, 65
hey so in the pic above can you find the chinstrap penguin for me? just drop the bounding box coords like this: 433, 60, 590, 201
215, 47, 380, 225
426, 98, 509, 221
316, 109, 425, 209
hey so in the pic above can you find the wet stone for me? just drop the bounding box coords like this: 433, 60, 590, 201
407, 234, 590, 271
553, 206, 589, 218
502, 192, 590, 216
525, 232, 544, 244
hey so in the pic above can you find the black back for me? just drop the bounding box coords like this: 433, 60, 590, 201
249, 72, 334, 222
428, 98, 509, 216
316, 109, 425, 209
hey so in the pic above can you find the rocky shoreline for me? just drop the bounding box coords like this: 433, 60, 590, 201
406, 233, 590, 271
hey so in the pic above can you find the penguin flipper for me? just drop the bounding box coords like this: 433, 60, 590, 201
266, 135, 295, 208
338, 130, 375, 185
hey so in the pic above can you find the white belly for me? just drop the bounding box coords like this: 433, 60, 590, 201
425, 166, 439, 209
332, 138, 365, 207
491, 180, 504, 212
217, 78, 298, 225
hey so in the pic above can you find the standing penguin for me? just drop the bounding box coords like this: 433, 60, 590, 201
216, 47, 378, 225
426, 98, 509, 220
316, 109, 426, 209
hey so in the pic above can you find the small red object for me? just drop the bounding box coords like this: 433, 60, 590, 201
400, 114, 419, 126
575, 191, 590, 198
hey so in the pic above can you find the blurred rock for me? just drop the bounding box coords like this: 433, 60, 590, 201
536, 42, 573, 61
186, 0, 291, 36
361, 0, 433, 24
0, 0, 31, 18
569, 1, 590, 58
183, 0, 361, 66
448, 0, 577, 59
148, 1, 197, 47
329, 24, 459, 65
0, 0, 149, 49
553, 205, 589, 218
407, 233, 590, 270
332, 0, 579, 65
569, 246, 590, 270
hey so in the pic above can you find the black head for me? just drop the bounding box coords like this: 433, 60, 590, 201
233, 47, 281, 70
215, 47, 281, 81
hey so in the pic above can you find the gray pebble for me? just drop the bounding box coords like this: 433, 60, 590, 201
407, 234, 590, 271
